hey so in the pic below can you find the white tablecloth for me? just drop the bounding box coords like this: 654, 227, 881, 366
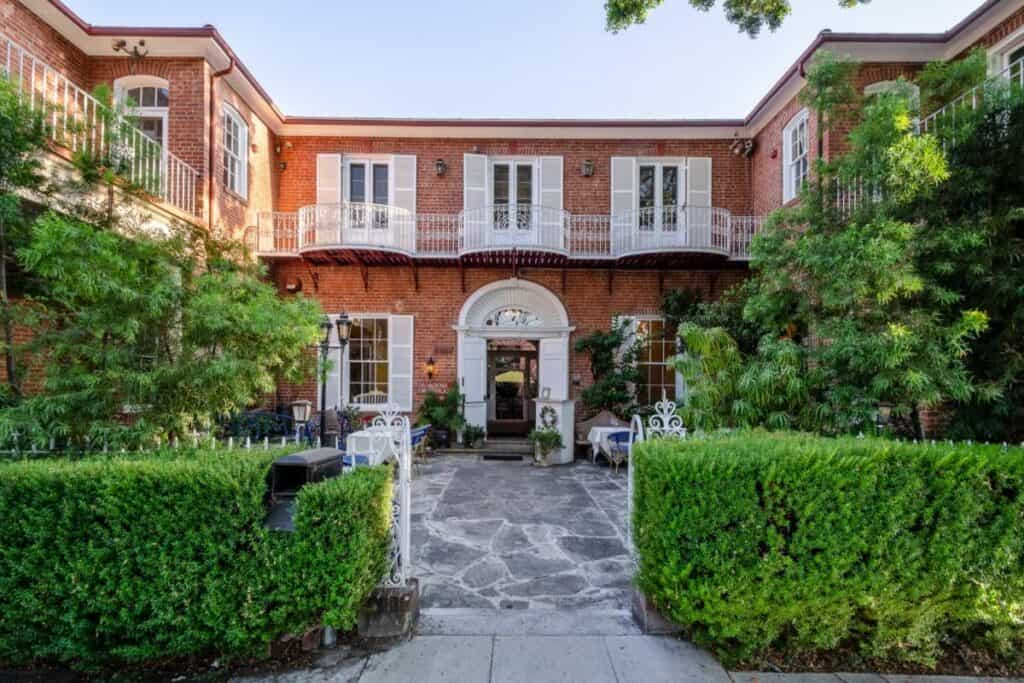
586, 426, 630, 462
346, 427, 396, 466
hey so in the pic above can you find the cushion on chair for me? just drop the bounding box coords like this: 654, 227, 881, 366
574, 410, 627, 443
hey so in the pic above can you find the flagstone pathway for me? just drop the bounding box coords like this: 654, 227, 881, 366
411, 455, 632, 610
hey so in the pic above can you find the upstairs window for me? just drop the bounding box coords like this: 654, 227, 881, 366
222, 104, 248, 199
782, 109, 809, 203
114, 76, 169, 148
990, 27, 1024, 81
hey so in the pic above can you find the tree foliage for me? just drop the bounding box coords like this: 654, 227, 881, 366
605, 0, 867, 37
674, 53, 998, 436
0, 73, 323, 449
575, 319, 641, 417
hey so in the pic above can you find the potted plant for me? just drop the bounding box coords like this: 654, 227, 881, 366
527, 427, 564, 467
462, 424, 485, 449
417, 384, 466, 449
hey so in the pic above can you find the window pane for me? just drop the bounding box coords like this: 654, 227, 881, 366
156, 88, 169, 107
349, 164, 366, 202
638, 166, 655, 208
1011, 45, 1024, 66
142, 87, 156, 107
662, 167, 678, 207
372, 164, 389, 205
140, 117, 164, 144
127, 88, 141, 105
516, 164, 532, 205
493, 164, 510, 205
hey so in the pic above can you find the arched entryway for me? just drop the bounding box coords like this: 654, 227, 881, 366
456, 278, 575, 463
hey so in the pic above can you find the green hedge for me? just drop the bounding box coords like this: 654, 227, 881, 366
0, 448, 391, 668
633, 432, 1024, 665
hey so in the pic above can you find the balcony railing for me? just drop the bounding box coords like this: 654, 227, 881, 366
918, 55, 1024, 142
251, 202, 764, 261
1, 32, 201, 219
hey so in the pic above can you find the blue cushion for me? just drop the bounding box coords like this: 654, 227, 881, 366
342, 454, 371, 467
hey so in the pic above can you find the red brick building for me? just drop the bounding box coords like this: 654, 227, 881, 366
4, 0, 1024, 453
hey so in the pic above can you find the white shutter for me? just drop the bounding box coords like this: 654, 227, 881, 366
686, 157, 712, 247
686, 157, 711, 207
388, 315, 415, 412
392, 155, 417, 213
463, 154, 488, 211
317, 314, 343, 414
539, 156, 563, 210
459, 336, 488, 428
316, 154, 342, 205
611, 157, 637, 249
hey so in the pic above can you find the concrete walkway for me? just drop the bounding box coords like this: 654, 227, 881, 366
233, 635, 1020, 683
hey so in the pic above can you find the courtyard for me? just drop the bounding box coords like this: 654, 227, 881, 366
411, 455, 633, 610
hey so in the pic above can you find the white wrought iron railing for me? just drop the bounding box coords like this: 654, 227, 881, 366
918, 55, 1024, 141
251, 203, 763, 261
296, 202, 417, 253
611, 206, 732, 256
1, 32, 201, 219
461, 204, 568, 255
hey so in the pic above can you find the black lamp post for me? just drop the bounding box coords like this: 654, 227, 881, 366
319, 313, 352, 444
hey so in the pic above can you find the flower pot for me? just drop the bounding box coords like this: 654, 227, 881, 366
431, 428, 451, 449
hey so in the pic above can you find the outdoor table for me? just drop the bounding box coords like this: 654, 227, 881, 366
345, 426, 398, 466
586, 426, 631, 463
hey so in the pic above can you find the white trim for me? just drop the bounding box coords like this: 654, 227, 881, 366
988, 25, 1024, 74
221, 102, 248, 199
782, 108, 810, 203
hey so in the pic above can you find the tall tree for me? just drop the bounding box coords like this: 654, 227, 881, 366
605, 0, 868, 36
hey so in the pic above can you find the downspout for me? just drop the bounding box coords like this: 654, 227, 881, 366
208, 57, 235, 232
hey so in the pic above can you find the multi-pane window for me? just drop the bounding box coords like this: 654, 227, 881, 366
782, 109, 809, 203
117, 80, 169, 147
1009, 44, 1024, 82
492, 161, 534, 230
637, 162, 683, 230
125, 86, 169, 108
348, 317, 389, 406
635, 319, 678, 406
222, 105, 248, 199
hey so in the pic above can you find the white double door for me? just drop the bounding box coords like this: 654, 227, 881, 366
491, 161, 535, 241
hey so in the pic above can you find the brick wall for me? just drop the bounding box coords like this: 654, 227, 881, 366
212, 81, 278, 238
275, 137, 754, 216
1, 0, 89, 85
964, 4, 1024, 53
267, 262, 747, 417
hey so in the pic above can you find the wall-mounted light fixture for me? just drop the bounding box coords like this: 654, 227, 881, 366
425, 356, 437, 379
284, 277, 302, 293
112, 39, 149, 58
580, 159, 595, 177
279, 161, 287, 171
435, 159, 448, 176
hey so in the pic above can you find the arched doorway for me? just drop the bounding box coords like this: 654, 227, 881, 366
456, 279, 575, 462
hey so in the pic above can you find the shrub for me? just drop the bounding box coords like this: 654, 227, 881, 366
632, 432, 1024, 666
0, 448, 391, 668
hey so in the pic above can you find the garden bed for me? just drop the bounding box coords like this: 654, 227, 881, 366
632, 432, 1024, 673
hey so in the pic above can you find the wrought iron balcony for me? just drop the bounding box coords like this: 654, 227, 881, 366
1, 32, 202, 219
250, 203, 764, 263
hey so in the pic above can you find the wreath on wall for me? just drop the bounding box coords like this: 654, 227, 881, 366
540, 405, 558, 430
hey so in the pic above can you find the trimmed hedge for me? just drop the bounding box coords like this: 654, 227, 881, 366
633, 432, 1024, 665
0, 448, 391, 668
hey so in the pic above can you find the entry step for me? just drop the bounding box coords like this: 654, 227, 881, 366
417, 608, 641, 636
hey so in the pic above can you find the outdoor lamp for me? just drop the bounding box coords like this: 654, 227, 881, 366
875, 402, 893, 434
335, 313, 351, 348
289, 400, 312, 426
581, 159, 595, 177
425, 356, 436, 379
435, 158, 448, 176
319, 315, 333, 346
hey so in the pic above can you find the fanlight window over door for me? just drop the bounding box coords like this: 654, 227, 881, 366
493, 162, 534, 230
484, 307, 542, 328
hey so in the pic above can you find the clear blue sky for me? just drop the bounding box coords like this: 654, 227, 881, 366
68, 0, 978, 119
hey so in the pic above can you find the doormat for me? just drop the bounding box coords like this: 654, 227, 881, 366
482, 454, 524, 461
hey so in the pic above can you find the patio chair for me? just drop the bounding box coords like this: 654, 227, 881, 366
575, 409, 627, 461
605, 429, 636, 474
410, 424, 432, 474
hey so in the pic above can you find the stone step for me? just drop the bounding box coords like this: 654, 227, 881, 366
417, 608, 642, 636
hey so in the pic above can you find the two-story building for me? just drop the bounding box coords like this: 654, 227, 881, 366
4, 0, 1024, 445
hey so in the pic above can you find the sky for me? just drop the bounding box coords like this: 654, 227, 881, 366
66, 0, 979, 119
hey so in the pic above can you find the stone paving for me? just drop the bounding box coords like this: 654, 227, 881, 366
411, 455, 632, 610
